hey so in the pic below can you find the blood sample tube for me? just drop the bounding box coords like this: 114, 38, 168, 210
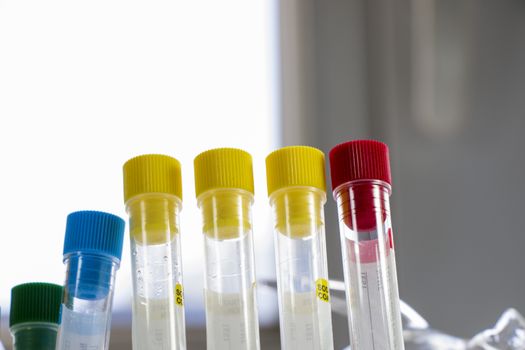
123, 154, 187, 349
329, 140, 404, 350
56, 210, 125, 350
9, 282, 62, 350
265, 146, 334, 350
194, 148, 261, 350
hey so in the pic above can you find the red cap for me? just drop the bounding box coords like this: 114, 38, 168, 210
329, 140, 392, 192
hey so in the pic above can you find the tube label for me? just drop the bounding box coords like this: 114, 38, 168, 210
315, 278, 330, 303
175, 283, 184, 306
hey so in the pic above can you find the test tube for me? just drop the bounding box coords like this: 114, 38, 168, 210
56, 210, 125, 350
329, 140, 404, 350
0, 308, 4, 350
123, 154, 186, 349
266, 146, 334, 350
194, 148, 261, 350
0, 307, 4, 350
9, 282, 62, 350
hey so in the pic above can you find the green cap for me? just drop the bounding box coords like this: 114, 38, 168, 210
10, 282, 63, 327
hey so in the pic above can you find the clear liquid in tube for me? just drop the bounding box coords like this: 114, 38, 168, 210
205, 287, 259, 350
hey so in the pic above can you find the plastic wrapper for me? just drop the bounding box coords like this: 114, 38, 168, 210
399, 305, 524, 350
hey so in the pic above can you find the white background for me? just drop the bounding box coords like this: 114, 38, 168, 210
0, 0, 279, 326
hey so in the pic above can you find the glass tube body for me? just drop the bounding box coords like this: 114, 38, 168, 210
198, 189, 260, 350
126, 193, 186, 350
11, 322, 58, 350
335, 180, 404, 350
56, 253, 119, 350
270, 187, 334, 350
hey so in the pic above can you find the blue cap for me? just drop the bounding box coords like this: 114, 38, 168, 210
63, 211, 125, 261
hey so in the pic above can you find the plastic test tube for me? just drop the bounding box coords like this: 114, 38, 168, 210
123, 154, 186, 349
56, 211, 125, 350
265, 146, 334, 350
329, 140, 404, 350
9, 282, 62, 350
0, 308, 4, 350
194, 148, 261, 350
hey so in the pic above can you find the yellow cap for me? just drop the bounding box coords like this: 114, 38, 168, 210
123, 154, 183, 203
194, 148, 254, 198
265, 146, 326, 196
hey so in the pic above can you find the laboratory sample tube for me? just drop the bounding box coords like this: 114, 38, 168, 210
266, 146, 334, 350
123, 154, 186, 349
9, 282, 62, 350
0, 307, 4, 350
329, 140, 404, 350
56, 210, 125, 350
194, 148, 261, 350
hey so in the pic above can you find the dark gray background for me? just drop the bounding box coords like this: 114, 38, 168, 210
280, 0, 525, 349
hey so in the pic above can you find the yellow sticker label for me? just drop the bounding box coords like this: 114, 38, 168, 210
316, 278, 330, 303
175, 283, 184, 306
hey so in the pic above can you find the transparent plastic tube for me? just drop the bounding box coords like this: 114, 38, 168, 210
57, 253, 119, 349
330, 140, 404, 350
56, 210, 125, 350
11, 323, 58, 350
266, 145, 335, 350
126, 193, 186, 349
335, 181, 403, 350
194, 148, 261, 350
271, 188, 334, 350
0, 308, 4, 350
9, 282, 62, 350
123, 154, 186, 349
198, 189, 260, 350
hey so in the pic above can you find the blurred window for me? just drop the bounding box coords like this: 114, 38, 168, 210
0, 0, 278, 326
